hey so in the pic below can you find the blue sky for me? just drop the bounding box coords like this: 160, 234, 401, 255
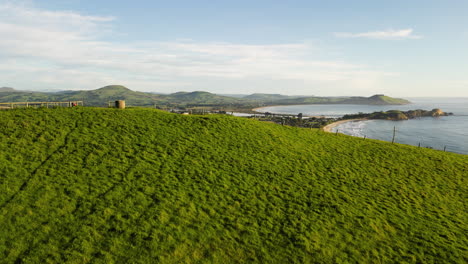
1, 0, 467, 96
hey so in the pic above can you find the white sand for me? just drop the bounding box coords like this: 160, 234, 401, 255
322, 119, 367, 133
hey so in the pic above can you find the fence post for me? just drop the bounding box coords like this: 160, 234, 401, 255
391, 126, 396, 144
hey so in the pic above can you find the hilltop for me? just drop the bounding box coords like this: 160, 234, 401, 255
0, 108, 466, 263
0, 87, 16, 92
273, 94, 410, 105
0, 85, 241, 107
242, 93, 296, 101
56, 85, 163, 107
166, 91, 243, 105
0, 85, 410, 107
342, 94, 411, 105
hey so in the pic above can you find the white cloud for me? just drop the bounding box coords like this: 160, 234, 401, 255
0, 2, 396, 95
334, 29, 422, 40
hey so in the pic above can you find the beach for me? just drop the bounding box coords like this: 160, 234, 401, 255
322, 119, 366, 133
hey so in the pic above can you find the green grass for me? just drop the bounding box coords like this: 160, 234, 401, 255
0, 107, 466, 263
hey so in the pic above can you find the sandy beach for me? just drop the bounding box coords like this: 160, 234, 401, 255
322, 119, 367, 133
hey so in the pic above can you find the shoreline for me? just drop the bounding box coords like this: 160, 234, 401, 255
252, 105, 288, 113
322, 119, 367, 133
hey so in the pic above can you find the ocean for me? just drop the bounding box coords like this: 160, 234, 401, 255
257, 98, 468, 155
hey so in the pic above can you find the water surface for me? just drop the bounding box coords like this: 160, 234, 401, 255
258, 98, 468, 154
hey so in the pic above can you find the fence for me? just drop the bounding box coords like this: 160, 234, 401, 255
0, 101, 84, 109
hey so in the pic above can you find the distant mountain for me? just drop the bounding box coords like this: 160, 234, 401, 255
0, 86, 410, 107
0, 85, 159, 106
56, 85, 163, 107
166, 91, 243, 105
0, 85, 242, 107
243, 93, 296, 101
217, 93, 248, 98
0, 87, 52, 102
274, 94, 410, 105
0, 87, 15, 92
341, 94, 411, 105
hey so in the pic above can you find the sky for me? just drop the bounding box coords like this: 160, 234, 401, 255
0, 0, 467, 96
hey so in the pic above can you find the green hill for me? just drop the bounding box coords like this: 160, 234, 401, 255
0, 85, 162, 107
243, 93, 295, 101
275, 94, 410, 105
57, 85, 164, 107
0, 108, 466, 263
166, 91, 243, 105
342, 94, 411, 105
0, 87, 16, 92
0, 86, 410, 107
0, 86, 242, 107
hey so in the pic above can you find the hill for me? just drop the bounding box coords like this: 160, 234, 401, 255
274, 94, 410, 105
0, 86, 242, 107
0, 108, 466, 263
55, 85, 164, 107
0, 86, 410, 107
341, 94, 411, 105
243, 93, 296, 101
0, 87, 16, 92
166, 91, 243, 105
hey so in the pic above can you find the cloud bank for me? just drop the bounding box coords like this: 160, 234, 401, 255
0, 2, 394, 95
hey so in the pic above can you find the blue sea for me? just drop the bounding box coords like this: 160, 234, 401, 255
258, 98, 468, 155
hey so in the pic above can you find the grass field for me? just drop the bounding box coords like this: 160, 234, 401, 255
0, 107, 466, 263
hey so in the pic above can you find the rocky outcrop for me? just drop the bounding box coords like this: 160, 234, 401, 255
342, 109, 452, 121
430, 108, 445, 117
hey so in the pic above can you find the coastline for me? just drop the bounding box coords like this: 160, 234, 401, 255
252, 103, 331, 113
322, 119, 367, 133
252, 105, 287, 113
251, 105, 325, 118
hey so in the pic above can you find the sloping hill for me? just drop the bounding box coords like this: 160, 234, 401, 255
341, 94, 411, 105
275, 94, 410, 105
0, 86, 410, 107
0, 88, 52, 102
0, 87, 16, 92
56, 85, 163, 107
0, 108, 466, 263
0, 85, 162, 107
166, 91, 243, 105
0, 86, 241, 107
243, 93, 294, 101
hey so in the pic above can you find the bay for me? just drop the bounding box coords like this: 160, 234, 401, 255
257, 98, 468, 155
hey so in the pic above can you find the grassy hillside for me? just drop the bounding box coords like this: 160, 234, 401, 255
342, 95, 411, 105
0, 89, 52, 102
0, 86, 242, 107
0, 108, 466, 263
58, 85, 163, 107
166, 91, 243, 105
243, 93, 295, 101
